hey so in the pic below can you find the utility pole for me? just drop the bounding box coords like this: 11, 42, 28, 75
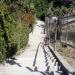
52, 17, 58, 51
45, 16, 50, 45
66, 13, 69, 43
44, 14, 47, 34
48, 17, 50, 45
49, 17, 51, 45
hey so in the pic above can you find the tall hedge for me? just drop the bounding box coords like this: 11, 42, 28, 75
0, 25, 6, 62
0, 1, 35, 63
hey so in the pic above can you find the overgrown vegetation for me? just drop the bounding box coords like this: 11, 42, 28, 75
0, 0, 75, 63
0, 0, 35, 63
47, 0, 75, 16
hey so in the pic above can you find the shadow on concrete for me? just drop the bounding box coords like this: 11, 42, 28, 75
27, 43, 55, 75
26, 66, 54, 75
43, 45, 49, 67
33, 42, 42, 66
6, 58, 22, 67
26, 67, 33, 72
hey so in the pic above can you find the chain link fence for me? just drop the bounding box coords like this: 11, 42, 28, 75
45, 14, 75, 48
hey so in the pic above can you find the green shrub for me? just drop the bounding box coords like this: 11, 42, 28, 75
0, 1, 31, 62
0, 17, 6, 62
0, 36, 6, 63
4, 13, 30, 58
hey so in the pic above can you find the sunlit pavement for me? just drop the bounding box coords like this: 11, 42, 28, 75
0, 20, 62, 75
0, 20, 46, 75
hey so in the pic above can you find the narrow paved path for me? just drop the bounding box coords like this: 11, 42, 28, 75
0, 20, 46, 75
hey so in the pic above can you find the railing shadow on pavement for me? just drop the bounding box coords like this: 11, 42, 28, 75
42, 45, 55, 75
26, 66, 34, 72
26, 66, 54, 75
33, 42, 42, 67
43, 45, 49, 67
26, 41, 54, 75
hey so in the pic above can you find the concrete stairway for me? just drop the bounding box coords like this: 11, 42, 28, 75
32, 45, 63, 75
0, 20, 64, 75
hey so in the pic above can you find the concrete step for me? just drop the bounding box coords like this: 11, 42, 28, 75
34, 66, 47, 71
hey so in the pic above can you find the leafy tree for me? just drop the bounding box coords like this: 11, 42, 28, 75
33, 0, 49, 18
47, 0, 75, 16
